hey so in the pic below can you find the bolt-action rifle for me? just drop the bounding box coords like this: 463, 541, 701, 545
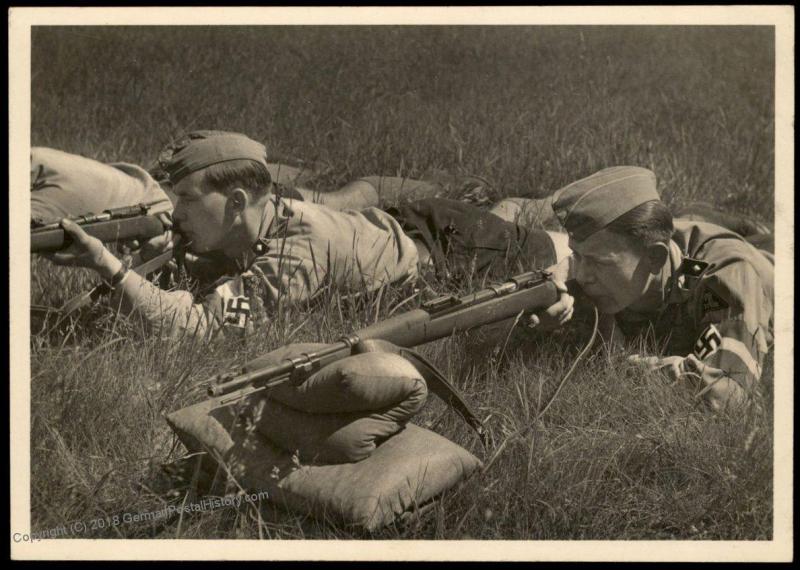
31, 203, 170, 253
205, 271, 560, 446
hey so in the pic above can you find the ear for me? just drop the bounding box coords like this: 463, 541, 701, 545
644, 242, 669, 274
228, 188, 249, 214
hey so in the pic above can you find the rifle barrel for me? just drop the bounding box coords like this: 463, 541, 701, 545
209, 273, 558, 399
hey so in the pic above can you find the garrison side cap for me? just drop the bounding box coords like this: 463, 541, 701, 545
156, 130, 268, 185
551, 166, 660, 242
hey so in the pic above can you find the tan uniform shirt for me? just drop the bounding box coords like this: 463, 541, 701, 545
613, 220, 774, 408
31, 147, 173, 222
115, 198, 419, 338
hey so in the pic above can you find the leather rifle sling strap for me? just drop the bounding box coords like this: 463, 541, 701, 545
352, 338, 490, 449
398, 347, 492, 449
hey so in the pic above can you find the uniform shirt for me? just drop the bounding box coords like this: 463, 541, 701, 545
31, 147, 173, 223
612, 220, 774, 408
114, 197, 419, 338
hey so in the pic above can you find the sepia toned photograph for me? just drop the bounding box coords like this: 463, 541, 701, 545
10, 6, 793, 561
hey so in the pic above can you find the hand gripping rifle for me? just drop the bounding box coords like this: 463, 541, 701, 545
31, 202, 170, 253
206, 271, 560, 448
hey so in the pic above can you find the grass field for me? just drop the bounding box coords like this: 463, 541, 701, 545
29, 26, 775, 540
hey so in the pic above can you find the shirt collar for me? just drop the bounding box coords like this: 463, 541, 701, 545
664, 239, 693, 305
232, 198, 281, 273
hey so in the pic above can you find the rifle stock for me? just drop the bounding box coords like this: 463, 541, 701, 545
208, 271, 559, 402
31, 203, 169, 253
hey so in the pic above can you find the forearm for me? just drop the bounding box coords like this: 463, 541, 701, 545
681, 353, 749, 411
110, 269, 213, 339
640, 352, 749, 411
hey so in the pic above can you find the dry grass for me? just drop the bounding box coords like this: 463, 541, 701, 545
29, 26, 774, 539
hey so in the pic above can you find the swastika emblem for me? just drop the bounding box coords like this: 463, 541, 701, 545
224, 296, 251, 328
693, 324, 722, 359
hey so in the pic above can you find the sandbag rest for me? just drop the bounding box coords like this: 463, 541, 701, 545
167, 403, 482, 531
239, 344, 430, 464
166, 344, 482, 531
168, 401, 481, 532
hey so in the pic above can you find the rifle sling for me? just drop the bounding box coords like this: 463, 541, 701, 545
397, 347, 491, 449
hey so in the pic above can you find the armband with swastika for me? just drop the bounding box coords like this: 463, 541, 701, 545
223, 296, 251, 328
693, 323, 722, 360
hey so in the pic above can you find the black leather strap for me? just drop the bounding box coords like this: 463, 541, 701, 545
398, 347, 491, 449
353, 338, 490, 449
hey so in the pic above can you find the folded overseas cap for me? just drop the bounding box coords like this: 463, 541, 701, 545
552, 166, 659, 241
156, 130, 267, 185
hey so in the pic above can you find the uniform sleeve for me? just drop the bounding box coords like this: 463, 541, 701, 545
111, 271, 260, 340
680, 259, 773, 409
30, 147, 173, 223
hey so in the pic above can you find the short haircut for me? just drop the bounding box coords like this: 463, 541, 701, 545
202, 159, 272, 198
605, 200, 673, 248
